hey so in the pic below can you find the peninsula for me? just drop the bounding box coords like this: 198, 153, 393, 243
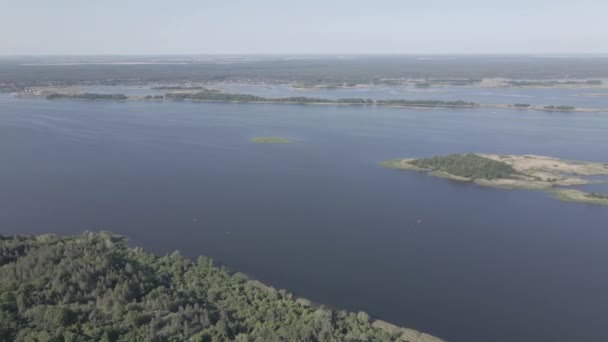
383, 154, 608, 206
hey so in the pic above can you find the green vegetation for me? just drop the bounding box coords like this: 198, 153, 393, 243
164, 90, 477, 108
376, 100, 477, 107
586, 192, 608, 200
151, 86, 211, 90
426, 79, 482, 86
543, 105, 575, 111
46, 93, 128, 100
0, 233, 439, 342
166, 91, 375, 105
507, 80, 603, 87
508, 81, 558, 87
384, 154, 608, 206
166, 91, 264, 102
251, 137, 291, 144
408, 154, 518, 180
513, 103, 531, 108
414, 82, 431, 88
144, 95, 165, 100
3, 56, 608, 88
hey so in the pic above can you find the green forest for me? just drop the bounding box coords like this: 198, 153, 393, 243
164, 91, 372, 104
0, 233, 432, 342
164, 91, 474, 107
46, 93, 128, 100
375, 100, 477, 107
543, 105, 576, 111
409, 154, 518, 179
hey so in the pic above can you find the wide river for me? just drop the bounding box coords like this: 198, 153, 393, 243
1, 93, 607, 341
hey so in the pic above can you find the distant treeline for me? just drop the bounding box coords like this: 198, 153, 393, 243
513, 104, 579, 111
428, 78, 482, 85
508, 80, 602, 87
144, 95, 164, 100
586, 192, 608, 200
376, 99, 477, 107
46, 93, 128, 100
165, 91, 375, 104
166, 91, 375, 104
151, 86, 211, 90
4, 55, 608, 87
165, 91, 477, 107
543, 105, 575, 111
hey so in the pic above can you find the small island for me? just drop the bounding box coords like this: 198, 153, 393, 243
46, 93, 128, 100
383, 154, 608, 206
251, 137, 292, 144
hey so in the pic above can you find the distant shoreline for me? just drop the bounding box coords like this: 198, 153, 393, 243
35, 91, 608, 114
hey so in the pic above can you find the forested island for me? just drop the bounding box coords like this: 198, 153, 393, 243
512, 103, 577, 111
383, 154, 608, 206
543, 105, 576, 111
34, 89, 607, 113
0, 233, 441, 342
506, 80, 603, 87
46, 93, 128, 100
165, 90, 476, 108
166, 91, 374, 105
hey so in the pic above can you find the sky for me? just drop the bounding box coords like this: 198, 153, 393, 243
1, 0, 607, 55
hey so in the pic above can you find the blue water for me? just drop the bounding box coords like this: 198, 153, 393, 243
1, 95, 608, 342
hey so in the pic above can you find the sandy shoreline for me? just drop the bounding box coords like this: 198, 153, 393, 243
383, 154, 608, 206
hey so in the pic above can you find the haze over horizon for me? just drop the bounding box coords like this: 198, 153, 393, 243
1, 0, 607, 56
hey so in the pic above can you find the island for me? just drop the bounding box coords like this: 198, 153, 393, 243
383, 154, 608, 206
17, 87, 608, 113
0, 232, 442, 342
46, 93, 128, 100
251, 137, 292, 144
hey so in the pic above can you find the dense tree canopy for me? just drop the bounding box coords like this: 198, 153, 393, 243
46, 93, 128, 100
543, 105, 575, 111
409, 154, 518, 180
164, 91, 473, 108
0, 233, 438, 342
164, 91, 373, 104
375, 100, 477, 107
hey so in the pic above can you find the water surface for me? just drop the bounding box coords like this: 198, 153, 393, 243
1, 95, 608, 342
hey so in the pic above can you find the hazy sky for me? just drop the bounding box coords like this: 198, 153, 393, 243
1, 0, 607, 55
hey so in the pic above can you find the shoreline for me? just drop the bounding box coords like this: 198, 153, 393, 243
29, 93, 608, 113
383, 154, 608, 206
